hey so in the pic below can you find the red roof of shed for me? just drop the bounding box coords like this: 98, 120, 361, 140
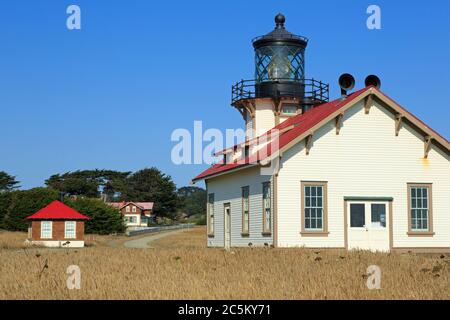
26, 200, 90, 220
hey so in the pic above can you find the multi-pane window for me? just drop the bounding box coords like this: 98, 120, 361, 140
129, 216, 137, 224
41, 221, 52, 239
242, 187, 250, 234
262, 182, 271, 233
208, 194, 215, 235
65, 221, 76, 239
304, 184, 324, 231
410, 185, 431, 232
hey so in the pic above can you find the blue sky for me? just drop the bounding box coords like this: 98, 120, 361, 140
0, 0, 449, 190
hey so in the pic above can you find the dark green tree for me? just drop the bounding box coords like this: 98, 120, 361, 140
177, 186, 206, 217
1, 188, 59, 231
0, 192, 13, 229
65, 198, 125, 235
0, 171, 20, 192
121, 168, 179, 218
45, 170, 130, 198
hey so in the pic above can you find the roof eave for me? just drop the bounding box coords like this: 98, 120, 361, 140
192, 163, 259, 183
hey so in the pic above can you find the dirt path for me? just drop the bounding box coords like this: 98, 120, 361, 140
122, 229, 188, 249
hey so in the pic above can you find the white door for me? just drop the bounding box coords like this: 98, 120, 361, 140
347, 201, 390, 252
224, 204, 231, 249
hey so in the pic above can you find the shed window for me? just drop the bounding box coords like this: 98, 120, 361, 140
242, 186, 250, 234
65, 221, 76, 239
262, 182, 271, 233
41, 221, 53, 239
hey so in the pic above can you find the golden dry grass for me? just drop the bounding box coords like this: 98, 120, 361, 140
0, 227, 449, 300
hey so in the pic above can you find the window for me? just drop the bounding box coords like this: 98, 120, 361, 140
281, 104, 298, 115
408, 184, 433, 234
65, 221, 76, 239
371, 204, 386, 228
41, 221, 52, 239
350, 204, 365, 228
242, 186, 250, 235
207, 194, 215, 235
126, 206, 130, 213
262, 182, 271, 234
301, 182, 328, 235
244, 145, 250, 158
132, 206, 137, 213
128, 216, 137, 224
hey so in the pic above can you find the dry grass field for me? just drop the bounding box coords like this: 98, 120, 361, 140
0, 227, 449, 300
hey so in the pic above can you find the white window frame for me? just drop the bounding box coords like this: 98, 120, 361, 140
132, 206, 137, 213
64, 221, 77, 239
41, 221, 53, 239
126, 206, 130, 213
127, 215, 137, 224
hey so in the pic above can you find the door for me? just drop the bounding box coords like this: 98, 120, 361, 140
347, 201, 389, 252
224, 203, 231, 249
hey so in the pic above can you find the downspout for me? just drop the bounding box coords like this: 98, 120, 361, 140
273, 155, 281, 248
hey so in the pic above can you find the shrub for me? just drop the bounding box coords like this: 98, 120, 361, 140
65, 198, 125, 235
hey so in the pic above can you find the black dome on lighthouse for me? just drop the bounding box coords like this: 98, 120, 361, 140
252, 13, 308, 49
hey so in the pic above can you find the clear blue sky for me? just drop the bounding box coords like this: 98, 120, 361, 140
1, 0, 449, 190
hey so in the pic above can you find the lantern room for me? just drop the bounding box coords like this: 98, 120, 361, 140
253, 13, 307, 98
231, 14, 329, 136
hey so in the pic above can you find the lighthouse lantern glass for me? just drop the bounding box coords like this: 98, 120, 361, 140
255, 45, 305, 82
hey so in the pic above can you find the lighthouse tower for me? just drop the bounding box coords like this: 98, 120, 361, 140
231, 14, 329, 138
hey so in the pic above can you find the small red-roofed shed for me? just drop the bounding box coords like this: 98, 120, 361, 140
26, 200, 90, 248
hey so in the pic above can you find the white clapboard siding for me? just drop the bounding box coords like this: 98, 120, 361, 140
207, 166, 273, 247
277, 100, 450, 248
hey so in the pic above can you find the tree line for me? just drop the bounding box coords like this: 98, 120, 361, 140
0, 169, 206, 234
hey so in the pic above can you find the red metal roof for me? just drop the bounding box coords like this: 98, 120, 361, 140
27, 200, 90, 220
193, 86, 450, 182
107, 201, 154, 210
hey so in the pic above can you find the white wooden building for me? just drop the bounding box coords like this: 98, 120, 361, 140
192, 14, 450, 253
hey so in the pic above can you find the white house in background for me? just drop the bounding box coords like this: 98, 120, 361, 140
192, 14, 450, 253
107, 201, 155, 227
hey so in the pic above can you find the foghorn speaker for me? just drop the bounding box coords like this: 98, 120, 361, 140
365, 75, 381, 89
338, 73, 356, 92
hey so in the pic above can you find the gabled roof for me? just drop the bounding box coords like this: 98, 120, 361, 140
107, 201, 154, 210
27, 200, 90, 220
192, 86, 449, 182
